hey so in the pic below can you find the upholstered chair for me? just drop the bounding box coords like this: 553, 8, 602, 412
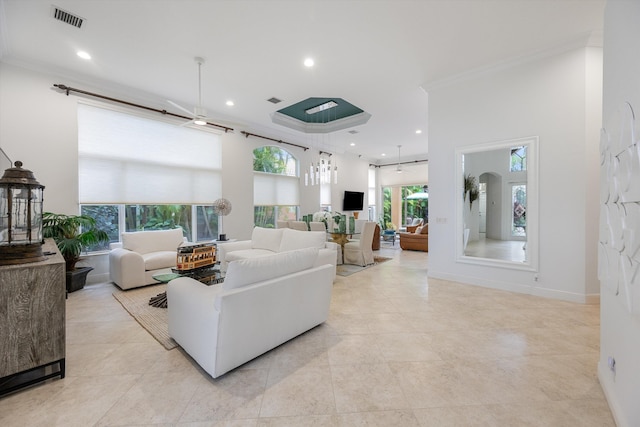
276, 220, 289, 229
399, 223, 429, 251
309, 221, 326, 231
343, 221, 376, 266
289, 221, 309, 231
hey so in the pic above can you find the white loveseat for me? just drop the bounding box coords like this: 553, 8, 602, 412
217, 226, 338, 277
109, 228, 185, 290
167, 247, 334, 378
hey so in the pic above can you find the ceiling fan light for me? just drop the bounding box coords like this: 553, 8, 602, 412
194, 118, 207, 126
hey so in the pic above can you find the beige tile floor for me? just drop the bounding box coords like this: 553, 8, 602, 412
0, 245, 615, 426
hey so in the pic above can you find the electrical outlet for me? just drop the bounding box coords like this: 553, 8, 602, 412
534, 274, 539, 282
608, 356, 616, 373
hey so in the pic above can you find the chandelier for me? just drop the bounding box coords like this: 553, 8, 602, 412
305, 151, 337, 186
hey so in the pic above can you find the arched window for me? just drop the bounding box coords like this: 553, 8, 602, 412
253, 146, 299, 227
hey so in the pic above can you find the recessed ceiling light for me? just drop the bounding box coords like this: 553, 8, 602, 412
381, 153, 386, 157
77, 50, 91, 60
304, 57, 314, 67
226, 100, 234, 107
350, 143, 356, 147
416, 129, 422, 134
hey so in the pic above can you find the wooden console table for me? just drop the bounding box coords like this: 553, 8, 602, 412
0, 239, 66, 396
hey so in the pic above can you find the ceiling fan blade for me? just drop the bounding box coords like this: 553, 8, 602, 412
178, 118, 196, 127
167, 100, 195, 117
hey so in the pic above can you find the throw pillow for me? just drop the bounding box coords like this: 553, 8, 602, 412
414, 226, 423, 234
251, 226, 283, 252
222, 247, 319, 291
122, 228, 184, 254
420, 224, 429, 234
279, 228, 326, 252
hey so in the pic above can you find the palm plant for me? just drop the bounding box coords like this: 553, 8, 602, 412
42, 212, 109, 271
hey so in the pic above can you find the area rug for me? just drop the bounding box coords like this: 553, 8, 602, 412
336, 256, 391, 277
112, 284, 177, 350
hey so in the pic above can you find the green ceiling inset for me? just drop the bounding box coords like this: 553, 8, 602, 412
276, 97, 364, 123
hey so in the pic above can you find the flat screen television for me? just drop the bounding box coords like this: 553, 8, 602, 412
342, 191, 364, 211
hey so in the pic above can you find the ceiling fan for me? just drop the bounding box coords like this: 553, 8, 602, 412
168, 56, 211, 126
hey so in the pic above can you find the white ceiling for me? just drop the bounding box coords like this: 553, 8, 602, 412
0, 0, 605, 164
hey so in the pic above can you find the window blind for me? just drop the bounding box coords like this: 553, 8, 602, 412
253, 171, 299, 206
78, 103, 221, 204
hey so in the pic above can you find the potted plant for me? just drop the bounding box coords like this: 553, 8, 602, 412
42, 212, 109, 292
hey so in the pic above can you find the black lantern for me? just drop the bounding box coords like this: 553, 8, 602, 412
0, 161, 45, 265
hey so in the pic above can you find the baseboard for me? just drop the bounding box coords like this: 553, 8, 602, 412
427, 270, 594, 303
87, 272, 110, 285
598, 361, 628, 427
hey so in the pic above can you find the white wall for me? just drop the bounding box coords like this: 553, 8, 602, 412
427, 45, 602, 303
599, 2, 640, 426
0, 61, 371, 283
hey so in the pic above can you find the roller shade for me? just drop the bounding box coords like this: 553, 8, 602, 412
78, 103, 221, 204
253, 171, 299, 206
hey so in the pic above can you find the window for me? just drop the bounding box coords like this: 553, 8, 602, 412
402, 185, 428, 225
510, 146, 527, 172
368, 168, 376, 221
512, 184, 527, 237
253, 146, 299, 227
78, 103, 222, 248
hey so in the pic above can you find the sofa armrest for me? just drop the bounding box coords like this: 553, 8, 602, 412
216, 240, 252, 263
109, 242, 123, 250
167, 277, 221, 375
109, 248, 145, 289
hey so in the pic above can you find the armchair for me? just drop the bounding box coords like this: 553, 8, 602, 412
109, 228, 186, 290
399, 224, 428, 252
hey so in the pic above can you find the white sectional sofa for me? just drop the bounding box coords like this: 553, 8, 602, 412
167, 247, 334, 378
109, 228, 185, 290
217, 226, 338, 277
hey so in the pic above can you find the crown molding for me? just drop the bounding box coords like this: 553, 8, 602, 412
422, 30, 603, 92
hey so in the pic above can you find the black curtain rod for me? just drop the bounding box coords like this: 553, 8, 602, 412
371, 159, 429, 168
53, 84, 234, 133
241, 131, 309, 151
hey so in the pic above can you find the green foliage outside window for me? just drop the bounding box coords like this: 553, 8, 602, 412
253, 146, 299, 228
253, 146, 294, 175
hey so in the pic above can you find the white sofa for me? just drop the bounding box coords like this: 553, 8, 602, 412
109, 228, 185, 290
167, 247, 334, 378
217, 226, 338, 277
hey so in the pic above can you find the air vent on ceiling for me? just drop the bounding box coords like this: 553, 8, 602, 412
51, 6, 85, 28
348, 130, 359, 134
267, 97, 282, 104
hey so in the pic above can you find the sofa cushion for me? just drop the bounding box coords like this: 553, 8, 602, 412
279, 228, 326, 252
223, 247, 319, 291
251, 227, 283, 252
142, 251, 177, 271
414, 226, 423, 234
122, 228, 184, 255
224, 248, 275, 263
420, 224, 429, 234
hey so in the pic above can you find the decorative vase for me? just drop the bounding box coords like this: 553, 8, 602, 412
339, 215, 346, 233
66, 266, 94, 293
349, 216, 355, 233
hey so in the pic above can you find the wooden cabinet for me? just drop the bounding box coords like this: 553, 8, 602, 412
0, 239, 65, 395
